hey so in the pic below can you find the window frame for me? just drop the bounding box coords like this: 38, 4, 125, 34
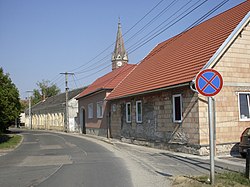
136, 100, 142, 123
88, 103, 93, 119
126, 102, 132, 123
97, 101, 104, 119
172, 94, 183, 123
238, 92, 250, 121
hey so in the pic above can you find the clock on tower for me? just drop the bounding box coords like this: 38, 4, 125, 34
111, 21, 129, 71
117, 61, 122, 67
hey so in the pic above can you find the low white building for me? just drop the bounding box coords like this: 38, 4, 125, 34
25, 88, 85, 132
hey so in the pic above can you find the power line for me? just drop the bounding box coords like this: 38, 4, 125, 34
131, 0, 230, 63
52, 0, 230, 88
72, 0, 196, 78
74, 54, 112, 74
72, 63, 111, 82
69, 0, 215, 83
128, 0, 208, 54
51, 74, 64, 86
126, 0, 195, 52
50, 0, 190, 85
68, 0, 166, 73
72, 74, 79, 89
125, 0, 180, 45
187, 0, 229, 29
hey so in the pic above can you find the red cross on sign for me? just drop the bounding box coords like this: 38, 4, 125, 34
195, 69, 223, 97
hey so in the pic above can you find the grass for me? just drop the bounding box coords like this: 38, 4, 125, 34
0, 134, 22, 149
172, 172, 250, 187
215, 172, 250, 186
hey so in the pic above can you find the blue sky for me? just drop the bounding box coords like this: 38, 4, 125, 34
0, 0, 245, 99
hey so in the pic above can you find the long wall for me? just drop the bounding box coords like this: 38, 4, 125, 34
25, 98, 80, 132
31, 113, 64, 131
110, 86, 201, 154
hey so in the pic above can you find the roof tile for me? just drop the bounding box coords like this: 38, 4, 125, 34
77, 64, 136, 99
107, 1, 250, 100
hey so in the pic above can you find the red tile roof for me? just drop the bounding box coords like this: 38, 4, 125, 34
76, 64, 136, 99
107, 1, 250, 100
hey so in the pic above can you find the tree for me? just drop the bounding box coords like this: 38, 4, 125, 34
32, 80, 60, 105
0, 68, 21, 132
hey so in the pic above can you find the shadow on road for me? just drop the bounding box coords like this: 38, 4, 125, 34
159, 152, 239, 173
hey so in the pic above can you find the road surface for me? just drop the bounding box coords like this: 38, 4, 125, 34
0, 130, 133, 187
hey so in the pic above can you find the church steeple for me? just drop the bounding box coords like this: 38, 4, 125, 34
112, 20, 128, 70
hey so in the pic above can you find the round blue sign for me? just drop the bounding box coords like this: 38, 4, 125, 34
195, 69, 223, 97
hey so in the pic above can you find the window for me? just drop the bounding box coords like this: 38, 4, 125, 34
126, 102, 131, 123
136, 100, 142, 123
238, 93, 250, 120
112, 104, 117, 112
97, 101, 103, 118
173, 94, 182, 123
88, 103, 93, 119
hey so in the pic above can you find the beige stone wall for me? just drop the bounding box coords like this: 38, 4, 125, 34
199, 22, 250, 146
29, 113, 64, 131
110, 102, 122, 138
198, 96, 209, 145
110, 86, 200, 145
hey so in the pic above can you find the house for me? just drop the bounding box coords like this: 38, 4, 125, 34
107, 1, 250, 155
25, 87, 84, 132
76, 22, 136, 137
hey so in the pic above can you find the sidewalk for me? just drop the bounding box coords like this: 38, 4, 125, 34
84, 134, 245, 177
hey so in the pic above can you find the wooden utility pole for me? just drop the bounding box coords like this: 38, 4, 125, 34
60, 72, 74, 132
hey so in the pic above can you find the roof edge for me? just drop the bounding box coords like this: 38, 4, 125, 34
106, 82, 190, 101
203, 11, 250, 70
77, 88, 112, 100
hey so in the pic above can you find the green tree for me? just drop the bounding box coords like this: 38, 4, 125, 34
32, 80, 60, 105
0, 68, 21, 132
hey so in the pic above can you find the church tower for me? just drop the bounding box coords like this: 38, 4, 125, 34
112, 21, 128, 70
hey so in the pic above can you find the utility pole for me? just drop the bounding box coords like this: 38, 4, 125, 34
26, 91, 33, 129
60, 72, 74, 132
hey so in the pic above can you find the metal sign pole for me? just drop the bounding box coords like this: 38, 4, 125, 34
195, 69, 223, 185
208, 96, 215, 185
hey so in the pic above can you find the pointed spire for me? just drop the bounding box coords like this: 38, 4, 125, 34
112, 19, 128, 70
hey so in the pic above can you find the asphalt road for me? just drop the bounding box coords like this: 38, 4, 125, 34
0, 130, 133, 187
1, 129, 244, 187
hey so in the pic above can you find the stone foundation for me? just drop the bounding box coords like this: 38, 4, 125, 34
121, 137, 239, 156
86, 128, 107, 137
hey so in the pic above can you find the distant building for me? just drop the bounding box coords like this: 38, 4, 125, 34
25, 87, 85, 132
20, 113, 25, 126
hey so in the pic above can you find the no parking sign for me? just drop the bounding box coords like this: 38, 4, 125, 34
195, 69, 223, 97
195, 68, 223, 184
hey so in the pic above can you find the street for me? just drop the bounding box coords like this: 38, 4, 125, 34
0, 130, 134, 187
0, 129, 245, 187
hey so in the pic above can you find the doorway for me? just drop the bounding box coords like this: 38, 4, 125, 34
80, 108, 86, 134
